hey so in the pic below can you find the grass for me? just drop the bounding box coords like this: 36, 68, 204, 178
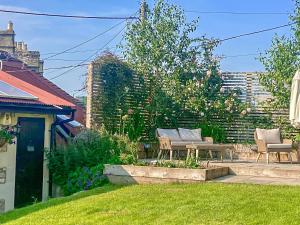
1, 183, 300, 225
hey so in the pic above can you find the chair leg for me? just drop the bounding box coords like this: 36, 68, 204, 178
196, 149, 199, 162
266, 153, 269, 164
157, 150, 162, 160
256, 152, 262, 162
186, 149, 190, 161
209, 150, 213, 160
288, 152, 292, 164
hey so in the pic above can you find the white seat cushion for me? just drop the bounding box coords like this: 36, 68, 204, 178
157, 128, 181, 141
178, 128, 202, 141
256, 128, 281, 144
267, 144, 292, 149
171, 141, 208, 146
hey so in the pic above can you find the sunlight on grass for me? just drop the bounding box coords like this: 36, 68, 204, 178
1, 183, 300, 225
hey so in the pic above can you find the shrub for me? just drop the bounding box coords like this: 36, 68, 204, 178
196, 123, 226, 143
47, 128, 138, 195
64, 164, 107, 196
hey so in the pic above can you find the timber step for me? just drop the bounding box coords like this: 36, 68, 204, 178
210, 162, 300, 179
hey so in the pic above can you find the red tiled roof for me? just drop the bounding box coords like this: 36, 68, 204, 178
1, 60, 85, 124
0, 70, 75, 107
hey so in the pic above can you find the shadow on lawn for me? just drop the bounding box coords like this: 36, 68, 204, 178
0, 184, 124, 224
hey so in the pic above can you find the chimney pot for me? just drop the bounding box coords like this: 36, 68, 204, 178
7, 21, 13, 31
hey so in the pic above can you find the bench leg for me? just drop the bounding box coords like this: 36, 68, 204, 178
277, 153, 280, 163
170, 150, 173, 161
230, 149, 233, 162
266, 153, 269, 164
196, 149, 199, 162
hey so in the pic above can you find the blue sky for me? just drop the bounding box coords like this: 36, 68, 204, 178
0, 0, 295, 96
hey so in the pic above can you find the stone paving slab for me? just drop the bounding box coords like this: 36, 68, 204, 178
209, 161, 300, 179
212, 175, 300, 186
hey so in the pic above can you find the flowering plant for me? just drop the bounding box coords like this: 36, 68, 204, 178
0, 126, 15, 146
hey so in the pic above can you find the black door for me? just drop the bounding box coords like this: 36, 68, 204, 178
15, 117, 45, 207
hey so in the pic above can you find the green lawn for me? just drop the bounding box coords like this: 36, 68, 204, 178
1, 183, 300, 225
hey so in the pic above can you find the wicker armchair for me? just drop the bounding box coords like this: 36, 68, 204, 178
254, 130, 293, 164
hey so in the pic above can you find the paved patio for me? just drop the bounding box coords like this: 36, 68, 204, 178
210, 160, 300, 186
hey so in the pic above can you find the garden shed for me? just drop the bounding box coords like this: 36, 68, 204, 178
0, 53, 83, 212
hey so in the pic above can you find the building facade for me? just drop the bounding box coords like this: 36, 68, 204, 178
0, 21, 43, 75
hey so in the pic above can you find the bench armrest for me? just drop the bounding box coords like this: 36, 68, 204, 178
203, 137, 214, 144
257, 139, 267, 152
158, 137, 172, 150
283, 139, 293, 144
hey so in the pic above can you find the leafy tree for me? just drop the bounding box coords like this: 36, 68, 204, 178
259, 0, 300, 110
122, 0, 242, 138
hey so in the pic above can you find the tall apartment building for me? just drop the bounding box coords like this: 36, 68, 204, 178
0, 21, 43, 74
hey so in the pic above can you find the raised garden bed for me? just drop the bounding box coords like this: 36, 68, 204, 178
104, 164, 229, 185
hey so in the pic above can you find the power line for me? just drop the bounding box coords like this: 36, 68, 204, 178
42, 47, 122, 56
48, 23, 128, 81
42, 47, 119, 56
186, 10, 290, 15
0, 9, 138, 20
44, 64, 89, 71
220, 22, 296, 42
43, 20, 126, 60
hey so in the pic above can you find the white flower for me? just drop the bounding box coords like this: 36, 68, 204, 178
200, 112, 204, 117
241, 110, 247, 115
206, 70, 212, 77
122, 115, 129, 121
233, 93, 237, 97
220, 87, 225, 93
246, 108, 251, 113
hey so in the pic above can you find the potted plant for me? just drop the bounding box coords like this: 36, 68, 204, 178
0, 128, 14, 147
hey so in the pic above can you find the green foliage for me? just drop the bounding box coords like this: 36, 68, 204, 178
0, 127, 15, 144
259, 1, 300, 110
256, 1, 300, 136
64, 164, 107, 196
259, 35, 299, 109
122, 0, 244, 139
47, 128, 138, 195
154, 158, 204, 169
5, 184, 300, 225
93, 52, 146, 138
196, 123, 226, 143
121, 109, 145, 141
